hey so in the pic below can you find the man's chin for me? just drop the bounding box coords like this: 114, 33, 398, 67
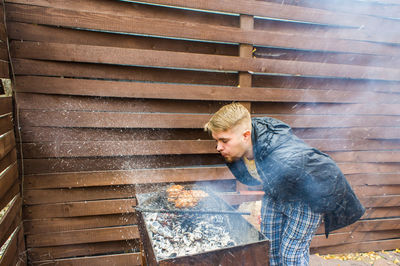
223, 156, 240, 163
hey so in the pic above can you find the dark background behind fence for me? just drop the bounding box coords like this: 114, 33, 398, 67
1, 0, 399, 264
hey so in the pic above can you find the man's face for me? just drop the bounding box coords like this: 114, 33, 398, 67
212, 127, 248, 163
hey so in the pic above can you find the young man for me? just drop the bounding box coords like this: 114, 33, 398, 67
204, 103, 365, 266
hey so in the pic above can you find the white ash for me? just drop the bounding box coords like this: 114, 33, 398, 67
144, 212, 237, 260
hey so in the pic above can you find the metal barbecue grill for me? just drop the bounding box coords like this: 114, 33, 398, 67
135, 184, 270, 265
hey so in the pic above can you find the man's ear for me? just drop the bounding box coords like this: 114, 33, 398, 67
243, 130, 251, 140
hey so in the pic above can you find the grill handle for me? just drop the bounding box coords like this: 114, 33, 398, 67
135, 207, 251, 215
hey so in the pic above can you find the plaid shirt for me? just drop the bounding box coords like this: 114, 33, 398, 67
261, 196, 322, 266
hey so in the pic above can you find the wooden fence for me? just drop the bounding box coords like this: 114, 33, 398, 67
0, 1, 26, 264
3, 0, 400, 264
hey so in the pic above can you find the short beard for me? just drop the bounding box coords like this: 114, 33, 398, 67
223, 155, 240, 163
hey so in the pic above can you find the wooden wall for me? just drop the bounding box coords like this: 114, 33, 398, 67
0, 1, 26, 265
3, 0, 400, 264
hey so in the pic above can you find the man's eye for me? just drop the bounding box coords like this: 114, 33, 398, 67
222, 139, 228, 143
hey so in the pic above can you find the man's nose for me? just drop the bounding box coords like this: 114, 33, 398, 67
216, 142, 223, 151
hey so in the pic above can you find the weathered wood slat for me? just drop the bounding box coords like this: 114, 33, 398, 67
353, 185, 400, 197
0, 180, 19, 212
28, 241, 139, 261
268, 0, 400, 18
347, 173, 400, 186
22, 140, 216, 158
253, 102, 400, 116
0, 162, 18, 200
33, 253, 141, 266
26, 225, 139, 247
2, 0, 379, 28
311, 238, 400, 255
363, 207, 400, 219
0, 196, 21, 247
18, 109, 400, 129
6, 1, 400, 55
295, 127, 400, 140
330, 151, 400, 163
23, 186, 136, 205
8, 22, 237, 56
14, 77, 400, 104
254, 46, 400, 69
311, 230, 400, 248
0, 130, 16, 161
0, 226, 23, 266
0, 96, 12, 116
23, 199, 137, 219
316, 217, 400, 235
360, 195, 400, 208
21, 155, 225, 175
24, 214, 137, 234
12, 59, 237, 86
11, 41, 400, 81
19, 140, 400, 160
16, 126, 400, 143
0, 113, 13, 136
23, 167, 232, 189
0, 147, 16, 174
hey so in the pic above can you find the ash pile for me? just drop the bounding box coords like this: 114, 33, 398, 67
144, 212, 236, 260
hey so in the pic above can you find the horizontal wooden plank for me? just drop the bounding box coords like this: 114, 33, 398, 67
0, 180, 19, 212
6, 0, 400, 47
253, 74, 400, 94
8, 22, 237, 56
294, 127, 400, 140
0, 226, 22, 266
24, 214, 137, 234
0, 196, 21, 247
311, 230, 400, 248
0, 96, 12, 116
23, 167, 232, 189
14, 76, 400, 104
253, 102, 400, 116
0, 147, 16, 175
0, 162, 18, 200
254, 46, 400, 69
18, 109, 400, 129
360, 195, 400, 208
130, 0, 396, 29
24, 186, 136, 205
21, 155, 225, 174
311, 238, 400, 255
24, 198, 137, 219
20, 140, 400, 159
347, 173, 400, 186
22, 140, 216, 158
0, 61, 9, 78
0, 113, 13, 136
16, 126, 400, 143
0, 130, 16, 161
11, 41, 400, 81
33, 253, 141, 266
338, 162, 400, 175
363, 207, 400, 219
28, 240, 139, 261
330, 151, 400, 163
12, 59, 237, 86
270, 0, 400, 18
3, 0, 378, 28
26, 225, 139, 247
353, 185, 400, 197
316, 217, 400, 235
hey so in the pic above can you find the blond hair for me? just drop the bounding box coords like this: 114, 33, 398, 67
204, 103, 251, 133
